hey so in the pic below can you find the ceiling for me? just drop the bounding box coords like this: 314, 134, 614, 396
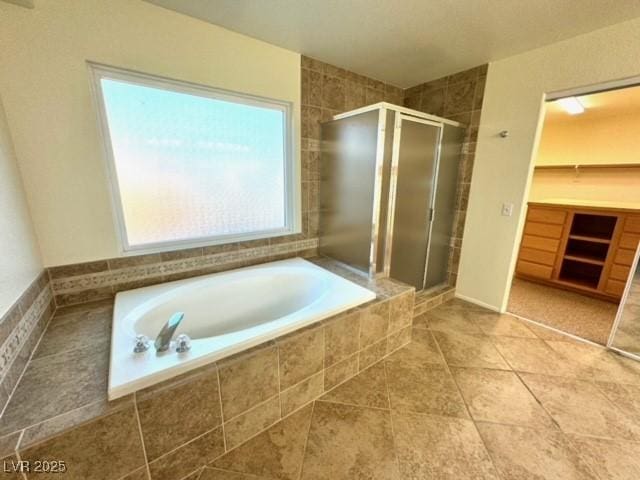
145, 0, 640, 88
546, 85, 640, 123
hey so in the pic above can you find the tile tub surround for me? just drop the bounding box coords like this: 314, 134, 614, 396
0, 258, 414, 479
48, 237, 319, 307
0, 271, 55, 415
404, 65, 488, 286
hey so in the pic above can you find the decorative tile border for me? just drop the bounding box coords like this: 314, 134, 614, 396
0, 286, 51, 380
49, 237, 319, 307
0, 272, 55, 415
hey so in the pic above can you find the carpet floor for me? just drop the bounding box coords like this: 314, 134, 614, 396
508, 278, 618, 345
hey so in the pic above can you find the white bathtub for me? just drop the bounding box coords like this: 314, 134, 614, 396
108, 257, 375, 399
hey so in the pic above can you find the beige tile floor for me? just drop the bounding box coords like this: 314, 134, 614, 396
192, 299, 640, 480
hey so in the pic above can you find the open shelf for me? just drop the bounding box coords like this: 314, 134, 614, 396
559, 258, 603, 289
557, 213, 616, 289
567, 234, 611, 244
563, 254, 605, 266
555, 279, 601, 293
565, 238, 610, 264
570, 213, 617, 240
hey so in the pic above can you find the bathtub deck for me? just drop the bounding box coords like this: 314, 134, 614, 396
0, 256, 415, 474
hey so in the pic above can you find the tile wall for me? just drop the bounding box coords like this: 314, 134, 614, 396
404, 65, 488, 285
300, 55, 403, 239
0, 273, 55, 416
302, 56, 488, 287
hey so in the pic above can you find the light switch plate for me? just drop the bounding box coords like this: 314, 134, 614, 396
501, 203, 514, 217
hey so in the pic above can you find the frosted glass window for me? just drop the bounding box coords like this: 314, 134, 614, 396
92, 66, 295, 251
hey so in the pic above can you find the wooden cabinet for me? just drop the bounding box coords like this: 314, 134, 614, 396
515, 203, 640, 302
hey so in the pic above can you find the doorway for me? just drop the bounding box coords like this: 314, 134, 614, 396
507, 84, 640, 344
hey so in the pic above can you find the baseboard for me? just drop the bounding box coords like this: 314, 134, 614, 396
454, 293, 503, 312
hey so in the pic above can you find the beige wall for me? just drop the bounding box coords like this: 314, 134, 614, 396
0, 96, 42, 317
530, 109, 640, 204
457, 17, 640, 311
0, 0, 301, 267
529, 168, 640, 204
537, 112, 640, 166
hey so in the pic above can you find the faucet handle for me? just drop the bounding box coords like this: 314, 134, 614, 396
176, 334, 191, 353
134, 334, 150, 353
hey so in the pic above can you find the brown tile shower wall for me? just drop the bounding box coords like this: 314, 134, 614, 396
0, 288, 414, 480
302, 56, 487, 288
0, 272, 55, 414
404, 65, 488, 286
301, 55, 403, 236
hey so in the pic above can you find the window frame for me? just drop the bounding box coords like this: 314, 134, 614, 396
88, 62, 299, 255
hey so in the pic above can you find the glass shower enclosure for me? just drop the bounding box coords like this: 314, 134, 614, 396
318, 103, 465, 291
608, 242, 640, 359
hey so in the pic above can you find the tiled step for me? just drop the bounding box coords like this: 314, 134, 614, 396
414, 286, 456, 317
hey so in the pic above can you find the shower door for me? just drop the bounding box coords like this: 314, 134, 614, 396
319, 110, 383, 274
424, 123, 465, 289
388, 114, 442, 290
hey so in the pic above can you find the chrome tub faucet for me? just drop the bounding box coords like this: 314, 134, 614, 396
154, 312, 185, 352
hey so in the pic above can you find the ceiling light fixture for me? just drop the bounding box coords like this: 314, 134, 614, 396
556, 96, 585, 115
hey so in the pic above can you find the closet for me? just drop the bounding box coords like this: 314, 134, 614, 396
516, 202, 640, 301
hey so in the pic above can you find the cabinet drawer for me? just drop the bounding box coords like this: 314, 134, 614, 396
528, 208, 566, 225
524, 222, 564, 239
625, 216, 640, 234
519, 247, 556, 266
614, 248, 637, 266
521, 235, 560, 253
516, 260, 553, 279
609, 264, 631, 282
619, 232, 640, 250
605, 279, 626, 297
